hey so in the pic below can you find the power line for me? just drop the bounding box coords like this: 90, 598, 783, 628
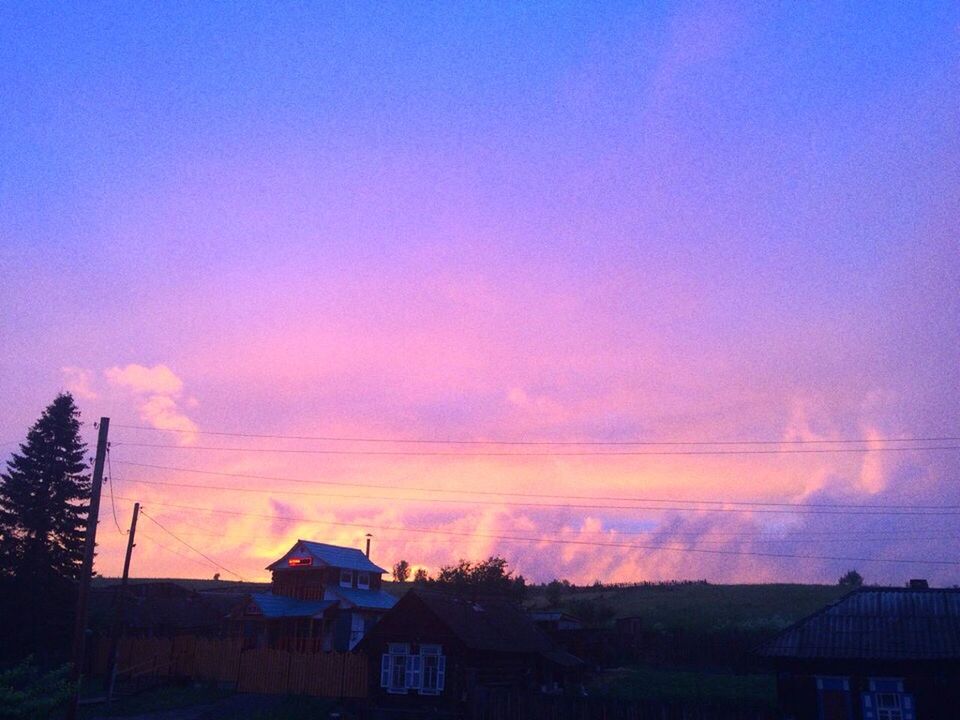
110, 423, 960, 447
161, 503, 959, 541
138, 531, 232, 573
157, 522, 960, 546
111, 441, 960, 458
105, 447, 125, 535
112, 495, 960, 567
114, 459, 959, 511
120, 476, 960, 516
138, 509, 247, 581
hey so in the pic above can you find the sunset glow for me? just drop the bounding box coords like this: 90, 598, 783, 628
2, 2, 958, 586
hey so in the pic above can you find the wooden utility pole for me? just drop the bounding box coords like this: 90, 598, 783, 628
66, 417, 109, 720
106, 501, 139, 703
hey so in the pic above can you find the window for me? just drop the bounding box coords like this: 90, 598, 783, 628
381, 644, 409, 694
340, 569, 353, 588
380, 643, 445, 695
357, 571, 370, 590
349, 613, 365, 650
816, 677, 851, 720
419, 644, 446, 695
863, 679, 914, 720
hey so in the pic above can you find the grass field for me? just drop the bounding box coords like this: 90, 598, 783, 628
528, 582, 848, 632
589, 665, 777, 709
91, 577, 270, 593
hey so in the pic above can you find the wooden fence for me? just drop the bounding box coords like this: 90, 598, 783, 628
93, 637, 367, 698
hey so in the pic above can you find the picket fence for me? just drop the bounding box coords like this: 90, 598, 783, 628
93, 636, 368, 698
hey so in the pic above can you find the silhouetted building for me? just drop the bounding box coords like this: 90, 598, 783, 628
359, 589, 582, 717
758, 586, 960, 720
90, 582, 242, 637
232, 539, 396, 651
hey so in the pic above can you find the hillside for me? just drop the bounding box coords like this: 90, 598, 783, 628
528, 582, 849, 632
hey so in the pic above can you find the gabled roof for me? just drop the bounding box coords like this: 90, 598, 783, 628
247, 593, 336, 619
329, 586, 397, 611
409, 590, 579, 659
758, 587, 960, 661
266, 539, 386, 574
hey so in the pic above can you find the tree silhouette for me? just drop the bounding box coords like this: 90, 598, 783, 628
0, 393, 91, 662
392, 559, 410, 583
838, 569, 863, 587
413, 568, 429, 584
434, 556, 526, 600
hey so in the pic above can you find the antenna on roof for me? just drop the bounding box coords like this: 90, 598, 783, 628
365, 533, 372, 558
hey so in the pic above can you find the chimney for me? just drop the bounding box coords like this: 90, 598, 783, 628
365, 533, 372, 558
908, 578, 929, 589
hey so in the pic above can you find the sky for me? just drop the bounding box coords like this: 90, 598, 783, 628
1, 2, 958, 585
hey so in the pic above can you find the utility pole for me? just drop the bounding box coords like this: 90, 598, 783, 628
66, 417, 109, 720
106, 501, 139, 703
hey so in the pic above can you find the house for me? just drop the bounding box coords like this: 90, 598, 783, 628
233, 539, 396, 651
89, 582, 243, 638
358, 589, 582, 717
757, 585, 960, 720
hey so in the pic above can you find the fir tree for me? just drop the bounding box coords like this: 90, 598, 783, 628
0, 394, 91, 662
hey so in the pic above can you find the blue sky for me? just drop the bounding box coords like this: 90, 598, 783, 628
1, 2, 958, 582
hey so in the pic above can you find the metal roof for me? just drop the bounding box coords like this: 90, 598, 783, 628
329, 586, 398, 611
759, 587, 960, 661
266, 539, 386, 574
248, 593, 336, 619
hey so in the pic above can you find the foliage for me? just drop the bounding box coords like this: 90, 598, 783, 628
564, 597, 616, 627
76, 682, 232, 719
392, 559, 410, 583
589, 665, 776, 710
413, 567, 429, 584
0, 657, 74, 720
838, 569, 863, 587
529, 582, 847, 634
0, 394, 90, 582
431, 556, 526, 600
545, 578, 569, 607
0, 394, 90, 663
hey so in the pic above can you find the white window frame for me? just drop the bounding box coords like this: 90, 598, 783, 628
382, 643, 409, 694
418, 644, 446, 695
866, 678, 911, 720
340, 568, 353, 588
357, 571, 370, 590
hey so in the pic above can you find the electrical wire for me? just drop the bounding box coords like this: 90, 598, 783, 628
110, 423, 960, 447
114, 459, 960, 511
138, 509, 247, 581
120, 476, 960, 516
110, 441, 960, 457
112, 495, 960, 567
105, 446, 125, 534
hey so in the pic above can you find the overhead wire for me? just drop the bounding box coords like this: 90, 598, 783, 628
138, 508, 247, 581
109, 423, 960, 447
105, 446, 125, 534
112, 495, 960, 567
110, 441, 960, 457
119, 476, 960, 516
114, 459, 960, 511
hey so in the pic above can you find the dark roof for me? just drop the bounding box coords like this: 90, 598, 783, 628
266, 539, 386, 574
329, 586, 397, 611
248, 593, 336, 619
411, 591, 579, 662
89, 584, 243, 633
759, 587, 960, 661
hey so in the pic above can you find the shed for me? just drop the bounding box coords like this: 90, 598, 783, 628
758, 586, 960, 719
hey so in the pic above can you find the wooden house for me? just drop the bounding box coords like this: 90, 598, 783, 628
358, 589, 582, 717
758, 586, 960, 720
233, 539, 396, 651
